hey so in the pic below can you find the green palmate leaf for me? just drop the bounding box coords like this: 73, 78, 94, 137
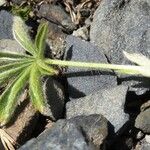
123, 51, 150, 66
0, 63, 31, 86
0, 59, 32, 66
29, 65, 46, 112
0, 59, 33, 72
37, 60, 58, 75
0, 68, 31, 125
0, 63, 31, 79
0, 51, 32, 59
35, 22, 48, 58
12, 16, 36, 56
0, 53, 33, 61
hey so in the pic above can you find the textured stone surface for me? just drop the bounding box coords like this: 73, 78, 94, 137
68, 114, 109, 148
46, 21, 67, 59
19, 120, 95, 150
11, 0, 24, 5
66, 85, 129, 132
0, 39, 25, 54
90, 0, 150, 95
135, 108, 150, 133
37, 3, 76, 32
65, 35, 117, 99
135, 135, 150, 150
43, 77, 65, 120
73, 26, 89, 40
0, 10, 13, 39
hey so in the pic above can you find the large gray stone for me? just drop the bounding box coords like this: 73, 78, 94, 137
19, 120, 95, 150
66, 85, 129, 133
0, 10, 13, 39
135, 108, 150, 133
11, 0, 24, 5
42, 77, 65, 120
0, 39, 25, 54
68, 114, 109, 148
37, 3, 76, 32
46, 21, 67, 59
135, 135, 150, 150
65, 35, 117, 99
90, 0, 150, 95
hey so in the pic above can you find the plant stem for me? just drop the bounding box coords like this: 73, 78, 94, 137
45, 59, 141, 74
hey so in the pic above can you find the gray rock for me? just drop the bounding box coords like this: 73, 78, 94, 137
141, 100, 150, 112
0, 39, 25, 54
135, 108, 150, 133
65, 35, 117, 99
43, 77, 65, 120
66, 85, 129, 132
73, 26, 89, 40
90, 0, 150, 95
37, 3, 76, 32
136, 131, 145, 140
46, 21, 67, 59
135, 135, 150, 150
68, 114, 109, 148
19, 120, 95, 150
0, 10, 13, 39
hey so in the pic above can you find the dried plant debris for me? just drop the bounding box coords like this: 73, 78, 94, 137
63, 0, 102, 25
0, 128, 16, 150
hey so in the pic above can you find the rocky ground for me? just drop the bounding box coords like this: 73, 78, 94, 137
0, 0, 150, 150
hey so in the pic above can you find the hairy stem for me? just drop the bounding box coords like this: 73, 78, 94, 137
45, 59, 142, 74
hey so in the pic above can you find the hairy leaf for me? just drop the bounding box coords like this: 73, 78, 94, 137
0, 63, 31, 84
0, 63, 30, 78
35, 22, 48, 58
0, 59, 32, 67
29, 65, 45, 112
0, 68, 30, 125
138, 66, 150, 77
0, 51, 32, 59
115, 69, 141, 75
37, 60, 58, 75
13, 16, 36, 56
123, 51, 150, 66
0, 59, 33, 72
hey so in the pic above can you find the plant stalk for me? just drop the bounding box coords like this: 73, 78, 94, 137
45, 59, 141, 74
